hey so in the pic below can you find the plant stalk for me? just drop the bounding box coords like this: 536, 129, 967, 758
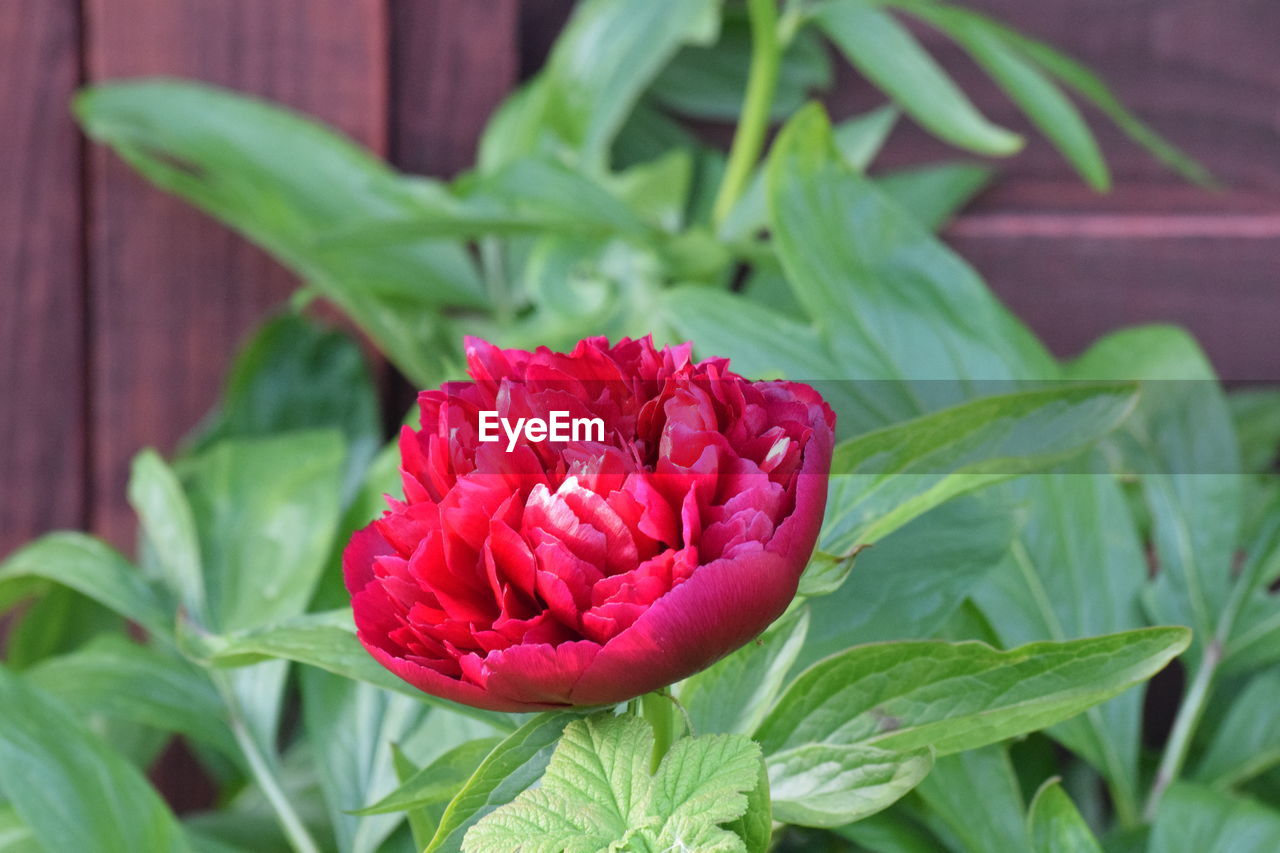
216, 674, 321, 853
711, 0, 782, 228
1143, 638, 1219, 822
1143, 517, 1279, 821
641, 690, 678, 774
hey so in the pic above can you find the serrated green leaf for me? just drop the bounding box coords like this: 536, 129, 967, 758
726, 760, 773, 853
816, 1, 1022, 156
0, 667, 192, 852
756, 628, 1189, 758
1150, 783, 1280, 853
1027, 778, 1102, 853
462, 715, 762, 853
768, 743, 932, 827
0, 532, 172, 639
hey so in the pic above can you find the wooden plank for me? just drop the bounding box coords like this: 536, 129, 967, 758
948, 225, 1280, 380
390, 0, 520, 177
0, 2, 85, 558
84, 0, 388, 548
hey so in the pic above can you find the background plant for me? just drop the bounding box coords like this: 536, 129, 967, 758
1, 0, 1277, 851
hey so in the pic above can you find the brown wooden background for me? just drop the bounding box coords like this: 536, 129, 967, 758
3, 0, 1278, 562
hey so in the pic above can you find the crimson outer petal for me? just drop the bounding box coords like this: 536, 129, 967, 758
565, 424, 832, 705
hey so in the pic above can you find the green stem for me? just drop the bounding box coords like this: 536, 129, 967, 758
1143, 638, 1219, 822
711, 0, 782, 228
641, 690, 678, 774
1142, 518, 1280, 821
216, 675, 321, 853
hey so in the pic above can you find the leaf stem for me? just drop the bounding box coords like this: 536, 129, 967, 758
1143, 518, 1279, 821
216, 674, 321, 853
641, 690, 678, 773
711, 0, 782, 228
1143, 638, 1219, 822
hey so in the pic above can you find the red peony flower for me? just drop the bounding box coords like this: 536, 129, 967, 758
344, 337, 834, 711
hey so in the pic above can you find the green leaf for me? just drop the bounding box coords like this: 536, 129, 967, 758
482, 0, 719, 171
822, 383, 1138, 552
2, 586, 123, 670
300, 669, 435, 853
180, 431, 345, 633
0, 532, 172, 639
0, 805, 39, 853
914, 745, 1028, 853
1230, 389, 1280, 474
719, 106, 901, 242
427, 713, 578, 853
357, 738, 505, 816
661, 285, 831, 380
1070, 326, 1242, 664
25, 636, 236, 761
726, 760, 773, 853
186, 313, 382, 500
896, 2, 1108, 190
462, 714, 763, 853
392, 745, 440, 852
1027, 778, 1103, 853
184, 610, 513, 731
678, 607, 811, 736
1150, 783, 1280, 853
129, 449, 207, 623
948, 6, 1215, 186
875, 161, 994, 230
834, 809, 941, 853
755, 627, 1190, 758
74, 80, 482, 385
816, 1, 1022, 156
768, 743, 932, 828
0, 666, 192, 852
651, 10, 832, 120
971, 471, 1149, 821
1193, 669, 1280, 789
835, 106, 901, 171
767, 104, 1055, 431
799, 496, 1016, 667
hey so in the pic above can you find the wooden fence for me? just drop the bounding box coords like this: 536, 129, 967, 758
3, 0, 1278, 561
